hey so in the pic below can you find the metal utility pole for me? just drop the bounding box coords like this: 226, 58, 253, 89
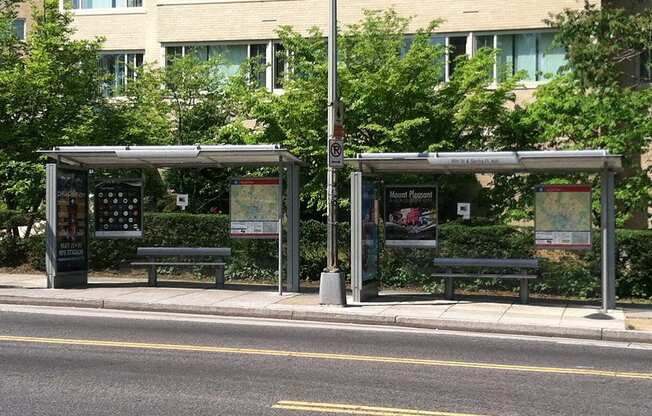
319, 0, 346, 305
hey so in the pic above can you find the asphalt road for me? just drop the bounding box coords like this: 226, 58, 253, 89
1, 305, 651, 416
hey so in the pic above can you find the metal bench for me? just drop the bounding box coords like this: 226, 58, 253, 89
432, 258, 539, 304
131, 247, 231, 288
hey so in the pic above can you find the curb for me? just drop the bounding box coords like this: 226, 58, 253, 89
2, 295, 652, 344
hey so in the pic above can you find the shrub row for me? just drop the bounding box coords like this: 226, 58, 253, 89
1, 213, 650, 299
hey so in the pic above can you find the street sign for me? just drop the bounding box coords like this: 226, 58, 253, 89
176, 193, 189, 210
328, 138, 344, 168
335, 101, 344, 124
333, 123, 345, 139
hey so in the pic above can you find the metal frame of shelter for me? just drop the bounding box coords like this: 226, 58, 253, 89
346, 150, 623, 312
39, 145, 303, 293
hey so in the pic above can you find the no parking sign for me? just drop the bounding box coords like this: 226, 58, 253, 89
329, 138, 344, 168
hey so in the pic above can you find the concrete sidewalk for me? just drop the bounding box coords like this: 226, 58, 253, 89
1, 273, 651, 343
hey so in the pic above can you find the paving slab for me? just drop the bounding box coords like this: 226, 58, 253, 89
154, 290, 246, 306
506, 304, 568, 316
104, 288, 200, 303
446, 301, 514, 312
439, 311, 505, 323
382, 304, 455, 319
215, 291, 293, 307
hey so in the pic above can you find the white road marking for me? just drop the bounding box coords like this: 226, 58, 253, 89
1, 303, 651, 351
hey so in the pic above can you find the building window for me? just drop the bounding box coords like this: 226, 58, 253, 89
13, 19, 25, 41
476, 32, 566, 82
250, 43, 267, 88
70, 0, 142, 10
210, 45, 248, 78
273, 43, 286, 89
100, 52, 143, 97
447, 36, 467, 80
164, 43, 273, 89
430, 36, 446, 81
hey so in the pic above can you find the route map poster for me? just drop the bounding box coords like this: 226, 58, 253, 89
384, 186, 437, 248
230, 177, 281, 239
535, 184, 592, 250
95, 180, 143, 238
55, 168, 88, 273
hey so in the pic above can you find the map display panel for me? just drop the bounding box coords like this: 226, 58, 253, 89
230, 177, 280, 239
535, 184, 592, 249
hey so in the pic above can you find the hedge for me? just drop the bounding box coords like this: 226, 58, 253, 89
1, 213, 651, 299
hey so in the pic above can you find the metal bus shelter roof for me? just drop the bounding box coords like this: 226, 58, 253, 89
345, 150, 622, 174
39, 145, 303, 169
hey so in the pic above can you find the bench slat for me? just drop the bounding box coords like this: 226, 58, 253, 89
131, 262, 226, 266
136, 247, 231, 257
432, 273, 537, 279
433, 258, 539, 268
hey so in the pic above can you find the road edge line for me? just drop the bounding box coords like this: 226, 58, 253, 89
1, 295, 651, 344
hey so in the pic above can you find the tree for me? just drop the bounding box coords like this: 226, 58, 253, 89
0, 2, 105, 224
242, 9, 520, 212
523, 3, 652, 227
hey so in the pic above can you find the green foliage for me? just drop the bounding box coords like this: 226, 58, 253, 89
518, 4, 652, 226
0, 3, 105, 213
616, 229, 652, 298
6, 216, 651, 299
0, 209, 42, 229
241, 10, 520, 212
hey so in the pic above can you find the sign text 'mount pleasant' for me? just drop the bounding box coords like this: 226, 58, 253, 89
388, 189, 434, 201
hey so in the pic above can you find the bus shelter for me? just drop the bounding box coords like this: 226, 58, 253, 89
39, 145, 302, 293
346, 150, 623, 311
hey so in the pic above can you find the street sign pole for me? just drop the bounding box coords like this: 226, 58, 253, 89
320, 0, 346, 305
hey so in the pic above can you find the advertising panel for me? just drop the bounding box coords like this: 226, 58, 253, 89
230, 177, 281, 239
535, 184, 592, 249
94, 180, 143, 238
55, 168, 88, 273
384, 185, 437, 248
361, 179, 379, 282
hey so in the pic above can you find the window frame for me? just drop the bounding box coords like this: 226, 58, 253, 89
59, 0, 145, 15
99, 51, 145, 97
472, 28, 563, 88
163, 41, 277, 90
13, 18, 26, 41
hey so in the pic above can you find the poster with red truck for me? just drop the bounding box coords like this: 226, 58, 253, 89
384, 186, 437, 248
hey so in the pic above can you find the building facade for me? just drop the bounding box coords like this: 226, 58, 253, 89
58, 0, 627, 96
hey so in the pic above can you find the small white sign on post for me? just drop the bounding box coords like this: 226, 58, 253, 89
457, 202, 471, 220
328, 138, 344, 168
176, 193, 189, 211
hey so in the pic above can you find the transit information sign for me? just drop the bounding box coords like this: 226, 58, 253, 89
535, 184, 592, 249
230, 177, 281, 239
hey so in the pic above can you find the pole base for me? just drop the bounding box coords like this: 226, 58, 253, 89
319, 271, 347, 306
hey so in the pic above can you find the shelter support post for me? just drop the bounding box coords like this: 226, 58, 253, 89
601, 169, 617, 312
147, 257, 157, 287
286, 164, 301, 292
45, 163, 57, 288
351, 172, 362, 302
444, 274, 454, 300
520, 279, 529, 304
